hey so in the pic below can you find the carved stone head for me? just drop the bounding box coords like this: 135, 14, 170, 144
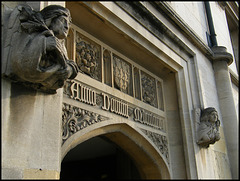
40, 5, 71, 39
197, 107, 221, 148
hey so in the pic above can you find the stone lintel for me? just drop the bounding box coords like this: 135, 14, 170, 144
211, 46, 233, 65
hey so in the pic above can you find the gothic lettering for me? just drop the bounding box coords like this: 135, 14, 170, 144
101, 93, 128, 118
70, 81, 96, 106
134, 108, 165, 131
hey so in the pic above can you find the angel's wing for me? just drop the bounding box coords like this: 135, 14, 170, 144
2, 4, 53, 76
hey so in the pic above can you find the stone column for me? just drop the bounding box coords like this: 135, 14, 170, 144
212, 46, 238, 179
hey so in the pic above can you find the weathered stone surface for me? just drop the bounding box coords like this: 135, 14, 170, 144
1, 168, 23, 179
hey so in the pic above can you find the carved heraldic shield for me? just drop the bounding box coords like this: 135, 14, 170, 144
113, 56, 130, 92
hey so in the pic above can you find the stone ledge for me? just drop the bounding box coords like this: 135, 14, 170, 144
23, 169, 59, 179
1, 167, 23, 179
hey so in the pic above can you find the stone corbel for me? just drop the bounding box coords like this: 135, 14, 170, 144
211, 46, 233, 65
196, 107, 221, 148
2, 4, 78, 93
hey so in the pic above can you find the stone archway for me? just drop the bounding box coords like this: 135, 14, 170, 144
61, 122, 170, 179
60, 135, 142, 179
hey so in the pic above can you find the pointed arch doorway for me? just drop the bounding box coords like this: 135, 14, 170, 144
60, 136, 141, 179
60, 123, 170, 179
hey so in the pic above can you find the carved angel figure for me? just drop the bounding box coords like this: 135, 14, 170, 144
197, 107, 221, 148
2, 4, 78, 93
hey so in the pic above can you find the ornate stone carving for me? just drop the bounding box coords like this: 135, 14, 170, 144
76, 32, 101, 81
197, 107, 221, 148
141, 129, 169, 164
2, 4, 79, 93
62, 103, 109, 144
113, 55, 131, 93
141, 72, 157, 107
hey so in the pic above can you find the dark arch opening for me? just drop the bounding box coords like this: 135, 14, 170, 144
60, 135, 141, 179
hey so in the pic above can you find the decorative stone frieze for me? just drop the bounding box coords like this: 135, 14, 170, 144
64, 80, 167, 132
2, 4, 78, 93
196, 107, 221, 148
62, 103, 109, 144
141, 129, 169, 164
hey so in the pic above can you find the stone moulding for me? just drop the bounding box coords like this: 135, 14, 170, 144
62, 103, 109, 145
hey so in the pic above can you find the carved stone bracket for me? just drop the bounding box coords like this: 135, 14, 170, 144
196, 107, 221, 148
62, 103, 109, 145
140, 129, 169, 165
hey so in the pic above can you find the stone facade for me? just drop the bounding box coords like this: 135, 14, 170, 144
1, 1, 238, 179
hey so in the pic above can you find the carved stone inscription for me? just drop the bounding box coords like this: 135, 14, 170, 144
70, 80, 96, 106
134, 107, 165, 132
102, 93, 129, 118
64, 80, 165, 131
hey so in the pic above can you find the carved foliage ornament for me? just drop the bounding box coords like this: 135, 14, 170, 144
141, 129, 169, 164
2, 4, 78, 93
62, 103, 109, 144
197, 107, 221, 148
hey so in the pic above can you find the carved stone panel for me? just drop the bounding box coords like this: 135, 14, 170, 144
141, 129, 169, 165
141, 71, 157, 107
62, 103, 109, 145
113, 54, 132, 95
76, 31, 101, 81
